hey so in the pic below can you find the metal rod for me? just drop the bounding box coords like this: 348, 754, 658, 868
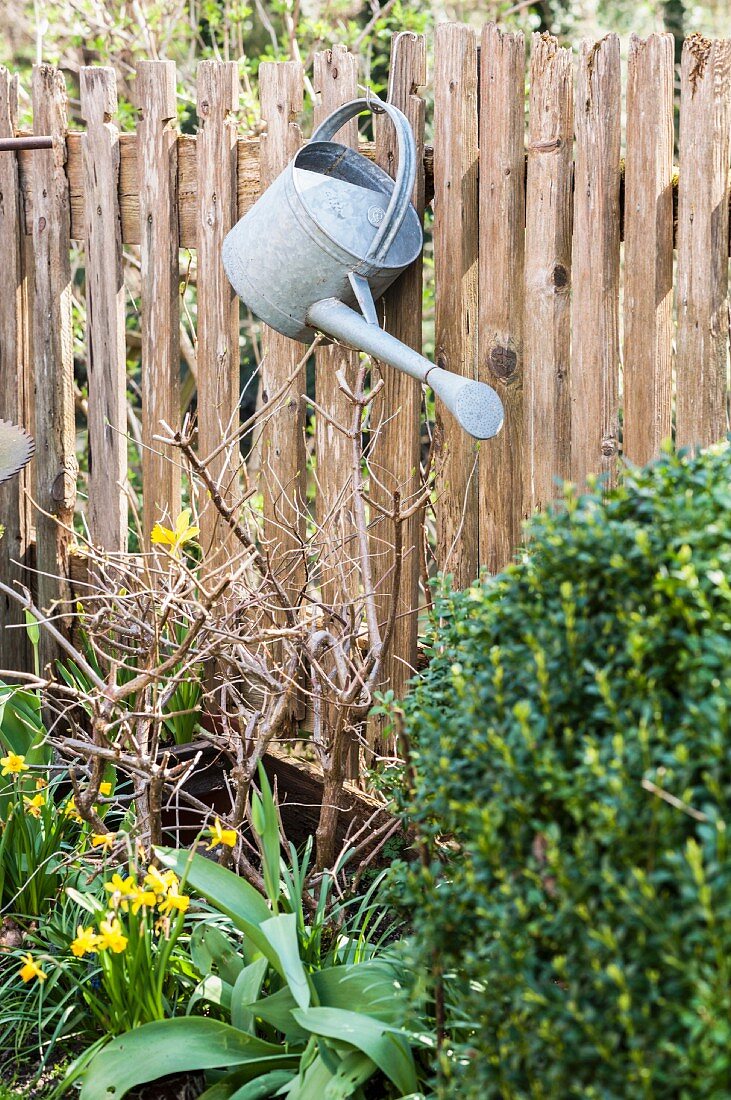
0, 136, 53, 152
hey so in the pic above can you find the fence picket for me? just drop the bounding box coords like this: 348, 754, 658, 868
676, 34, 731, 450
31, 65, 76, 668
479, 24, 526, 571
257, 62, 306, 592
195, 60, 240, 563
313, 46, 360, 609
571, 35, 621, 488
138, 60, 181, 543
523, 33, 573, 516
623, 34, 674, 465
80, 67, 127, 553
433, 22, 480, 587
0, 68, 31, 672
368, 31, 427, 752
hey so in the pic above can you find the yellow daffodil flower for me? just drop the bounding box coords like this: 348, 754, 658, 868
143, 865, 179, 897
206, 817, 237, 850
158, 887, 190, 916
99, 781, 112, 797
91, 832, 115, 851
129, 888, 158, 916
104, 873, 137, 910
97, 916, 128, 954
1, 752, 28, 777
35, 778, 47, 791
18, 953, 47, 983
150, 509, 200, 559
23, 793, 45, 818
70, 925, 101, 958
64, 797, 83, 824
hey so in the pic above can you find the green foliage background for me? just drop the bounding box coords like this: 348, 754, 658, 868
396, 442, 731, 1098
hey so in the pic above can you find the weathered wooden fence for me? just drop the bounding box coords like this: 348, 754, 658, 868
1, 26, 730, 682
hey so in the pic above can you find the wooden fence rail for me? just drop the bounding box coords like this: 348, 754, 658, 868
1, 26, 730, 680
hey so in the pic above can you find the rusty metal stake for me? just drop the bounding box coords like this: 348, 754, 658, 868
0, 136, 53, 152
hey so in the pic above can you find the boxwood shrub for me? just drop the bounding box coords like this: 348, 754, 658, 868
397, 442, 731, 1098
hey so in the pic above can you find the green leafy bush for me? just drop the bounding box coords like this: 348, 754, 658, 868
397, 442, 731, 1098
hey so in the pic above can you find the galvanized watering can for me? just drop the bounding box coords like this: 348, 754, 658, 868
222, 97, 504, 440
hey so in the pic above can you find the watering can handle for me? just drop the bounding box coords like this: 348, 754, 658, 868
309, 96, 416, 265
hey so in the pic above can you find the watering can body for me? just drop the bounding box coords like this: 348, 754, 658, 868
223, 98, 504, 440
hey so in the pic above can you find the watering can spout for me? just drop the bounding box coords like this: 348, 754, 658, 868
306, 298, 504, 441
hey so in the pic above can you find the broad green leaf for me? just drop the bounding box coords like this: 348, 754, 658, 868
260, 914, 310, 1009
324, 1051, 376, 1099
190, 922, 245, 985
188, 974, 232, 1014
0, 685, 48, 765
230, 1072, 296, 1099
232, 956, 269, 1033
156, 848, 279, 969
198, 1065, 298, 1100
79, 1018, 286, 1100
291, 1008, 418, 1097
313, 961, 406, 1025
280, 1053, 335, 1098
251, 985, 308, 1042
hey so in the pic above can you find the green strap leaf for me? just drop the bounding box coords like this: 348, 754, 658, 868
156, 848, 281, 970
260, 914, 310, 1010
291, 1008, 418, 1097
79, 1018, 284, 1100
232, 956, 269, 1033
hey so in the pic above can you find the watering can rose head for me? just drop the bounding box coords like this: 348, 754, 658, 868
222, 95, 504, 441
0, 420, 34, 487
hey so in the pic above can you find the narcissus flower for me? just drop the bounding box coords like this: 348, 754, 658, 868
99, 781, 112, 797
71, 925, 101, 958
91, 832, 115, 851
151, 509, 200, 558
104, 872, 137, 909
144, 865, 179, 897
23, 793, 45, 818
1, 753, 28, 776
206, 817, 237, 850
64, 796, 83, 823
18, 953, 47, 983
129, 888, 158, 915
158, 887, 190, 916
97, 916, 128, 954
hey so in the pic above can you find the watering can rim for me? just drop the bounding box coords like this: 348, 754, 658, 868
306, 95, 418, 266
288, 141, 422, 274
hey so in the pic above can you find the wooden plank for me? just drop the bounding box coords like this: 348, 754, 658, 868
31, 65, 76, 670
479, 23, 525, 572
570, 35, 621, 488
22, 133, 425, 246
311, 47, 361, 778
623, 34, 674, 465
0, 68, 31, 672
369, 32, 426, 734
80, 66, 127, 552
313, 45, 360, 612
523, 33, 573, 517
195, 60, 240, 563
432, 22, 480, 587
137, 60, 181, 541
257, 61, 306, 589
675, 34, 731, 450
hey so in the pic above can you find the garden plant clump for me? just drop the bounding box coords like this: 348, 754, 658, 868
396, 441, 731, 1098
